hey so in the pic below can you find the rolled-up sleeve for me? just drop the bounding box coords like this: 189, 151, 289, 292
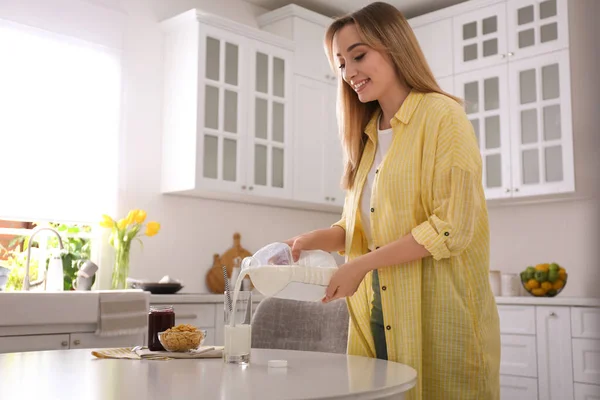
331, 197, 348, 256
411, 109, 483, 261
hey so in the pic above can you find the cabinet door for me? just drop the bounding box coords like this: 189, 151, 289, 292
507, 0, 569, 60
198, 27, 247, 193
0, 334, 69, 354
455, 65, 512, 199
500, 334, 538, 377
292, 75, 327, 204
323, 84, 345, 207
412, 18, 453, 79
292, 17, 336, 84
453, 3, 508, 74
536, 306, 574, 400
509, 50, 574, 197
247, 41, 293, 199
574, 383, 600, 400
500, 375, 539, 400
437, 76, 455, 97
573, 338, 600, 385
70, 332, 144, 350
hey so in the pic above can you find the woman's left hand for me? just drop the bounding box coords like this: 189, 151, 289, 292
322, 262, 368, 303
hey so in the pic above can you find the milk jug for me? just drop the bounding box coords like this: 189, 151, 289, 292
239, 242, 338, 302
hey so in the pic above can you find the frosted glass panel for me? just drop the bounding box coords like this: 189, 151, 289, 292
483, 39, 498, 57
224, 43, 238, 86
521, 109, 538, 144
464, 44, 477, 62
224, 90, 237, 133
254, 144, 267, 186
465, 81, 479, 114
203, 135, 218, 179
545, 145, 563, 182
522, 149, 540, 184
519, 29, 535, 48
540, 0, 557, 19
223, 139, 237, 182
204, 85, 219, 129
273, 57, 285, 97
482, 17, 497, 34
542, 64, 560, 100
518, 6, 534, 25
272, 147, 284, 188
541, 23, 558, 43
520, 69, 536, 104
486, 154, 502, 188
256, 52, 268, 93
272, 102, 284, 143
485, 116, 500, 149
470, 119, 480, 147
484, 77, 499, 110
463, 22, 477, 40
206, 37, 220, 81
543, 105, 561, 140
255, 98, 267, 139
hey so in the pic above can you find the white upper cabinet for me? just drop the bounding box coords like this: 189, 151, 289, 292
455, 65, 512, 199
509, 49, 574, 196
507, 0, 569, 60
160, 10, 293, 203
453, 3, 508, 74
258, 5, 336, 84
412, 18, 454, 79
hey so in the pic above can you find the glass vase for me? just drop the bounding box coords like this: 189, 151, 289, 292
111, 240, 131, 290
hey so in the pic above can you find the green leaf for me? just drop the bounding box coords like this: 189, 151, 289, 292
68, 226, 80, 234
57, 224, 67, 232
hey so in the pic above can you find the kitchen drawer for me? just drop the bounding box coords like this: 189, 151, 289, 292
153, 304, 216, 328
70, 332, 144, 349
573, 338, 600, 385
573, 307, 600, 339
575, 383, 600, 400
500, 334, 538, 377
0, 334, 70, 354
500, 375, 538, 400
498, 306, 536, 335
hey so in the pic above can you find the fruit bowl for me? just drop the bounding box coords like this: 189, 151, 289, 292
520, 263, 568, 297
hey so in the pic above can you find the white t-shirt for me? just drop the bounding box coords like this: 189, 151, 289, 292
360, 116, 394, 251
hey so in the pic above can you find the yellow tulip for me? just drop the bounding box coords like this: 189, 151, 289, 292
125, 210, 137, 225
135, 210, 147, 224
100, 214, 115, 228
117, 218, 127, 230
145, 221, 160, 237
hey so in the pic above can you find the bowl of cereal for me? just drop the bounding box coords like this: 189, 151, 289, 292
158, 324, 206, 352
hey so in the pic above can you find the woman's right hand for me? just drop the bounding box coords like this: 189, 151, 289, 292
283, 226, 345, 262
284, 234, 313, 262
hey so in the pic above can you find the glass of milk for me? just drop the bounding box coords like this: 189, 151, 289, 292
223, 290, 252, 364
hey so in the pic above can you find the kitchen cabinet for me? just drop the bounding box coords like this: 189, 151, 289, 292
500, 375, 539, 400
292, 75, 344, 208
0, 334, 70, 353
160, 10, 294, 203
412, 17, 454, 79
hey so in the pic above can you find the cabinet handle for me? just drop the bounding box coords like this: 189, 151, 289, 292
505, 188, 510, 193
514, 188, 520, 192
331, 197, 336, 201
325, 74, 330, 80
61, 341, 68, 347
177, 314, 198, 319
249, 186, 254, 191
549, 312, 557, 317
508, 52, 514, 57
73, 340, 81, 346
325, 196, 330, 201
500, 54, 506, 59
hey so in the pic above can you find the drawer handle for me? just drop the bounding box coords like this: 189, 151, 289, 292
549, 312, 557, 317
73, 340, 81, 346
178, 314, 198, 319
61, 341, 68, 347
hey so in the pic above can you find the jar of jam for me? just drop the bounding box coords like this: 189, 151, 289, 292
148, 305, 175, 351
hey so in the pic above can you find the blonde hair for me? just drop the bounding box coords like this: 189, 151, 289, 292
325, 1, 461, 189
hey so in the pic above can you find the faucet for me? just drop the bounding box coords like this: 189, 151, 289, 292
22, 227, 64, 291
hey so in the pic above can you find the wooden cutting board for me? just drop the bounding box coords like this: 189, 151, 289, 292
205, 233, 252, 294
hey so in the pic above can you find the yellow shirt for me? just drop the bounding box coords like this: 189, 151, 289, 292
333, 91, 501, 400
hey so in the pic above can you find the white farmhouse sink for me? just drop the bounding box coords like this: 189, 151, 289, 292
0, 292, 100, 326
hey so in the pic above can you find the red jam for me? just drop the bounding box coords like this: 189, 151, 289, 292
148, 306, 175, 351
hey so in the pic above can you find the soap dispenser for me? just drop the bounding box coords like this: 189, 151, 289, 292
45, 253, 64, 291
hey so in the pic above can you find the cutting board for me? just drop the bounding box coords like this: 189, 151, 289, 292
205, 233, 252, 294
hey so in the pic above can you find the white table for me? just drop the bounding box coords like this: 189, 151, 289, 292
0, 348, 417, 399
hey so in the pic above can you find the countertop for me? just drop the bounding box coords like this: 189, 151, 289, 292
0, 348, 418, 400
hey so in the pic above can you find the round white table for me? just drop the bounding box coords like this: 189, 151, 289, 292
0, 348, 417, 399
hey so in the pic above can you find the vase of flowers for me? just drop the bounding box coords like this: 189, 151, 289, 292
100, 209, 160, 290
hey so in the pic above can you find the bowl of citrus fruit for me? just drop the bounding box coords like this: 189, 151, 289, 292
520, 263, 567, 297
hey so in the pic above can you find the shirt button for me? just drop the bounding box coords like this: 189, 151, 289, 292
370, 208, 375, 212
375, 169, 379, 174
386, 325, 391, 330
382, 286, 387, 291
444, 232, 450, 236
375, 246, 380, 250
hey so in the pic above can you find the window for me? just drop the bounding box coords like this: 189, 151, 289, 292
0, 19, 122, 223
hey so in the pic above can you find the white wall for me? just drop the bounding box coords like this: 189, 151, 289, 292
112, 0, 341, 292
487, 0, 600, 298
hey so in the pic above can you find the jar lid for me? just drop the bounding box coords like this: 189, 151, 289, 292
268, 359, 287, 368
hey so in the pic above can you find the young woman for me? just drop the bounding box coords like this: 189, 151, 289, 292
284, 2, 500, 399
